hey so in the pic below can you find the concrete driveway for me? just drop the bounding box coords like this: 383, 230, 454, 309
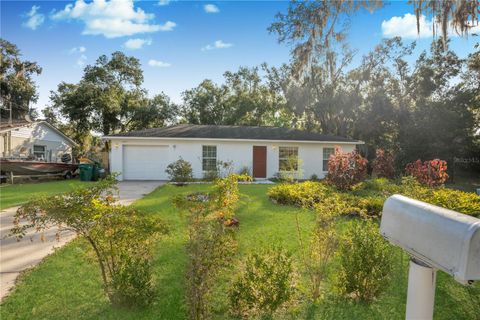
0, 180, 165, 300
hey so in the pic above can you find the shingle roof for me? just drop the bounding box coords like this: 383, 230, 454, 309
106, 124, 362, 143
0, 119, 31, 131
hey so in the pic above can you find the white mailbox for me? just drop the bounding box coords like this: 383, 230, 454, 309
381, 194, 480, 320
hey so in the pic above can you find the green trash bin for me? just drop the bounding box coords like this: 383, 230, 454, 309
92, 163, 101, 181
79, 163, 94, 181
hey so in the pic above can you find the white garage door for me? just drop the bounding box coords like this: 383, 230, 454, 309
122, 145, 169, 180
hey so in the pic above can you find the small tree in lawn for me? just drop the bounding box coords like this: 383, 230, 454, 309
10, 176, 167, 308
372, 149, 395, 179
327, 147, 368, 190
405, 159, 449, 187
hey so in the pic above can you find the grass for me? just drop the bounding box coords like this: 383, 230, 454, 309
1, 184, 479, 319
0, 179, 96, 210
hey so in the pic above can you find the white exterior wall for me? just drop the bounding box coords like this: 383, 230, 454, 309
1, 123, 73, 162
109, 138, 357, 181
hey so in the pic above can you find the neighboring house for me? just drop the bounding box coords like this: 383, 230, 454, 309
104, 124, 363, 181
0, 119, 76, 162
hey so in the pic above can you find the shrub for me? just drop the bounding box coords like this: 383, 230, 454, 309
109, 255, 156, 308
238, 166, 251, 176
356, 196, 385, 217
268, 181, 332, 208
427, 188, 480, 217
203, 160, 234, 181
372, 149, 395, 179
405, 159, 449, 187
301, 203, 339, 301
310, 174, 319, 181
229, 246, 296, 318
335, 221, 393, 303
352, 178, 401, 196
13, 177, 167, 307
166, 158, 193, 182
327, 147, 368, 190
278, 156, 304, 183
211, 174, 240, 219
229, 173, 253, 182
175, 176, 240, 319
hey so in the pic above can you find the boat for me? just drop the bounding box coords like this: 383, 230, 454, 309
0, 159, 78, 176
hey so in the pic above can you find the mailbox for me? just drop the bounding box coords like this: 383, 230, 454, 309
381, 194, 480, 284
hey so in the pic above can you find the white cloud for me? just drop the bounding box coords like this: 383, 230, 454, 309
51, 0, 176, 38
148, 59, 171, 67
382, 13, 480, 39
23, 5, 45, 30
201, 40, 233, 51
69, 46, 86, 54
76, 54, 88, 67
204, 4, 219, 13
124, 38, 152, 49
68, 46, 87, 67
157, 0, 170, 6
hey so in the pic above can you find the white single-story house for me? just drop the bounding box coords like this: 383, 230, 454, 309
104, 124, 364, 181
0, 119, 76, 162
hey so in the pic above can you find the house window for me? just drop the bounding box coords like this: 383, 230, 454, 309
279, 146, 298, 171
33, 145, 46, 160
202, 145, 217, 171
323, 147, 335, 171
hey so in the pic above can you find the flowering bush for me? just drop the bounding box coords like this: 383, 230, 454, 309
405, 159, 449, 186
372, 149, 395, 179
327, 147, 368, 190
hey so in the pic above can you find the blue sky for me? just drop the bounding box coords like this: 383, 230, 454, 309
1, 0, 477, 112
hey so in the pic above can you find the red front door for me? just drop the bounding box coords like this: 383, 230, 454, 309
252, 146, 267, 178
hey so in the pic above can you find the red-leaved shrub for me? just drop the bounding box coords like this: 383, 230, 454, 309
405, 159, 449, 187
372, 149, 395, 179
327, 147, 368, 190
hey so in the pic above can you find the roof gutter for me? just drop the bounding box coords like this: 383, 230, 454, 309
102, 135, 364, 145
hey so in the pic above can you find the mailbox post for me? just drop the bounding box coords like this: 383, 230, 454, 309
381, 195, 480, 320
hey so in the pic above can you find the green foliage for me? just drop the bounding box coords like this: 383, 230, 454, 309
229, 173, 253, 182
109, 255, 156, 308
211, 174, 240, 219
11, 176, 167, 307
277, 156, 304, 182
49, 52, 178, 138
229, 246, 296, 318
0, 39, 42, 119
335, 221, 393, 303
202, 160, 234, 181
270, 177, 480, 218
268, 181, 332, 208
398, 177, 480, 217
237, 166, 252, 176
166, 158, 193, 182
175, 176, 240, 320
181, 66, 291, 126
301, 204, 339, 301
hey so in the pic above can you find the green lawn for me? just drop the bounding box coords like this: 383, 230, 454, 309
1, 184, 479, 319
0, 179, 96, 210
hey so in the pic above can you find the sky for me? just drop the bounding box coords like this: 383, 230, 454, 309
1, 0, 478, 113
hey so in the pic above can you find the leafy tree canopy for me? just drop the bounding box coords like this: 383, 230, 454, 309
0, 39, 42, 120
